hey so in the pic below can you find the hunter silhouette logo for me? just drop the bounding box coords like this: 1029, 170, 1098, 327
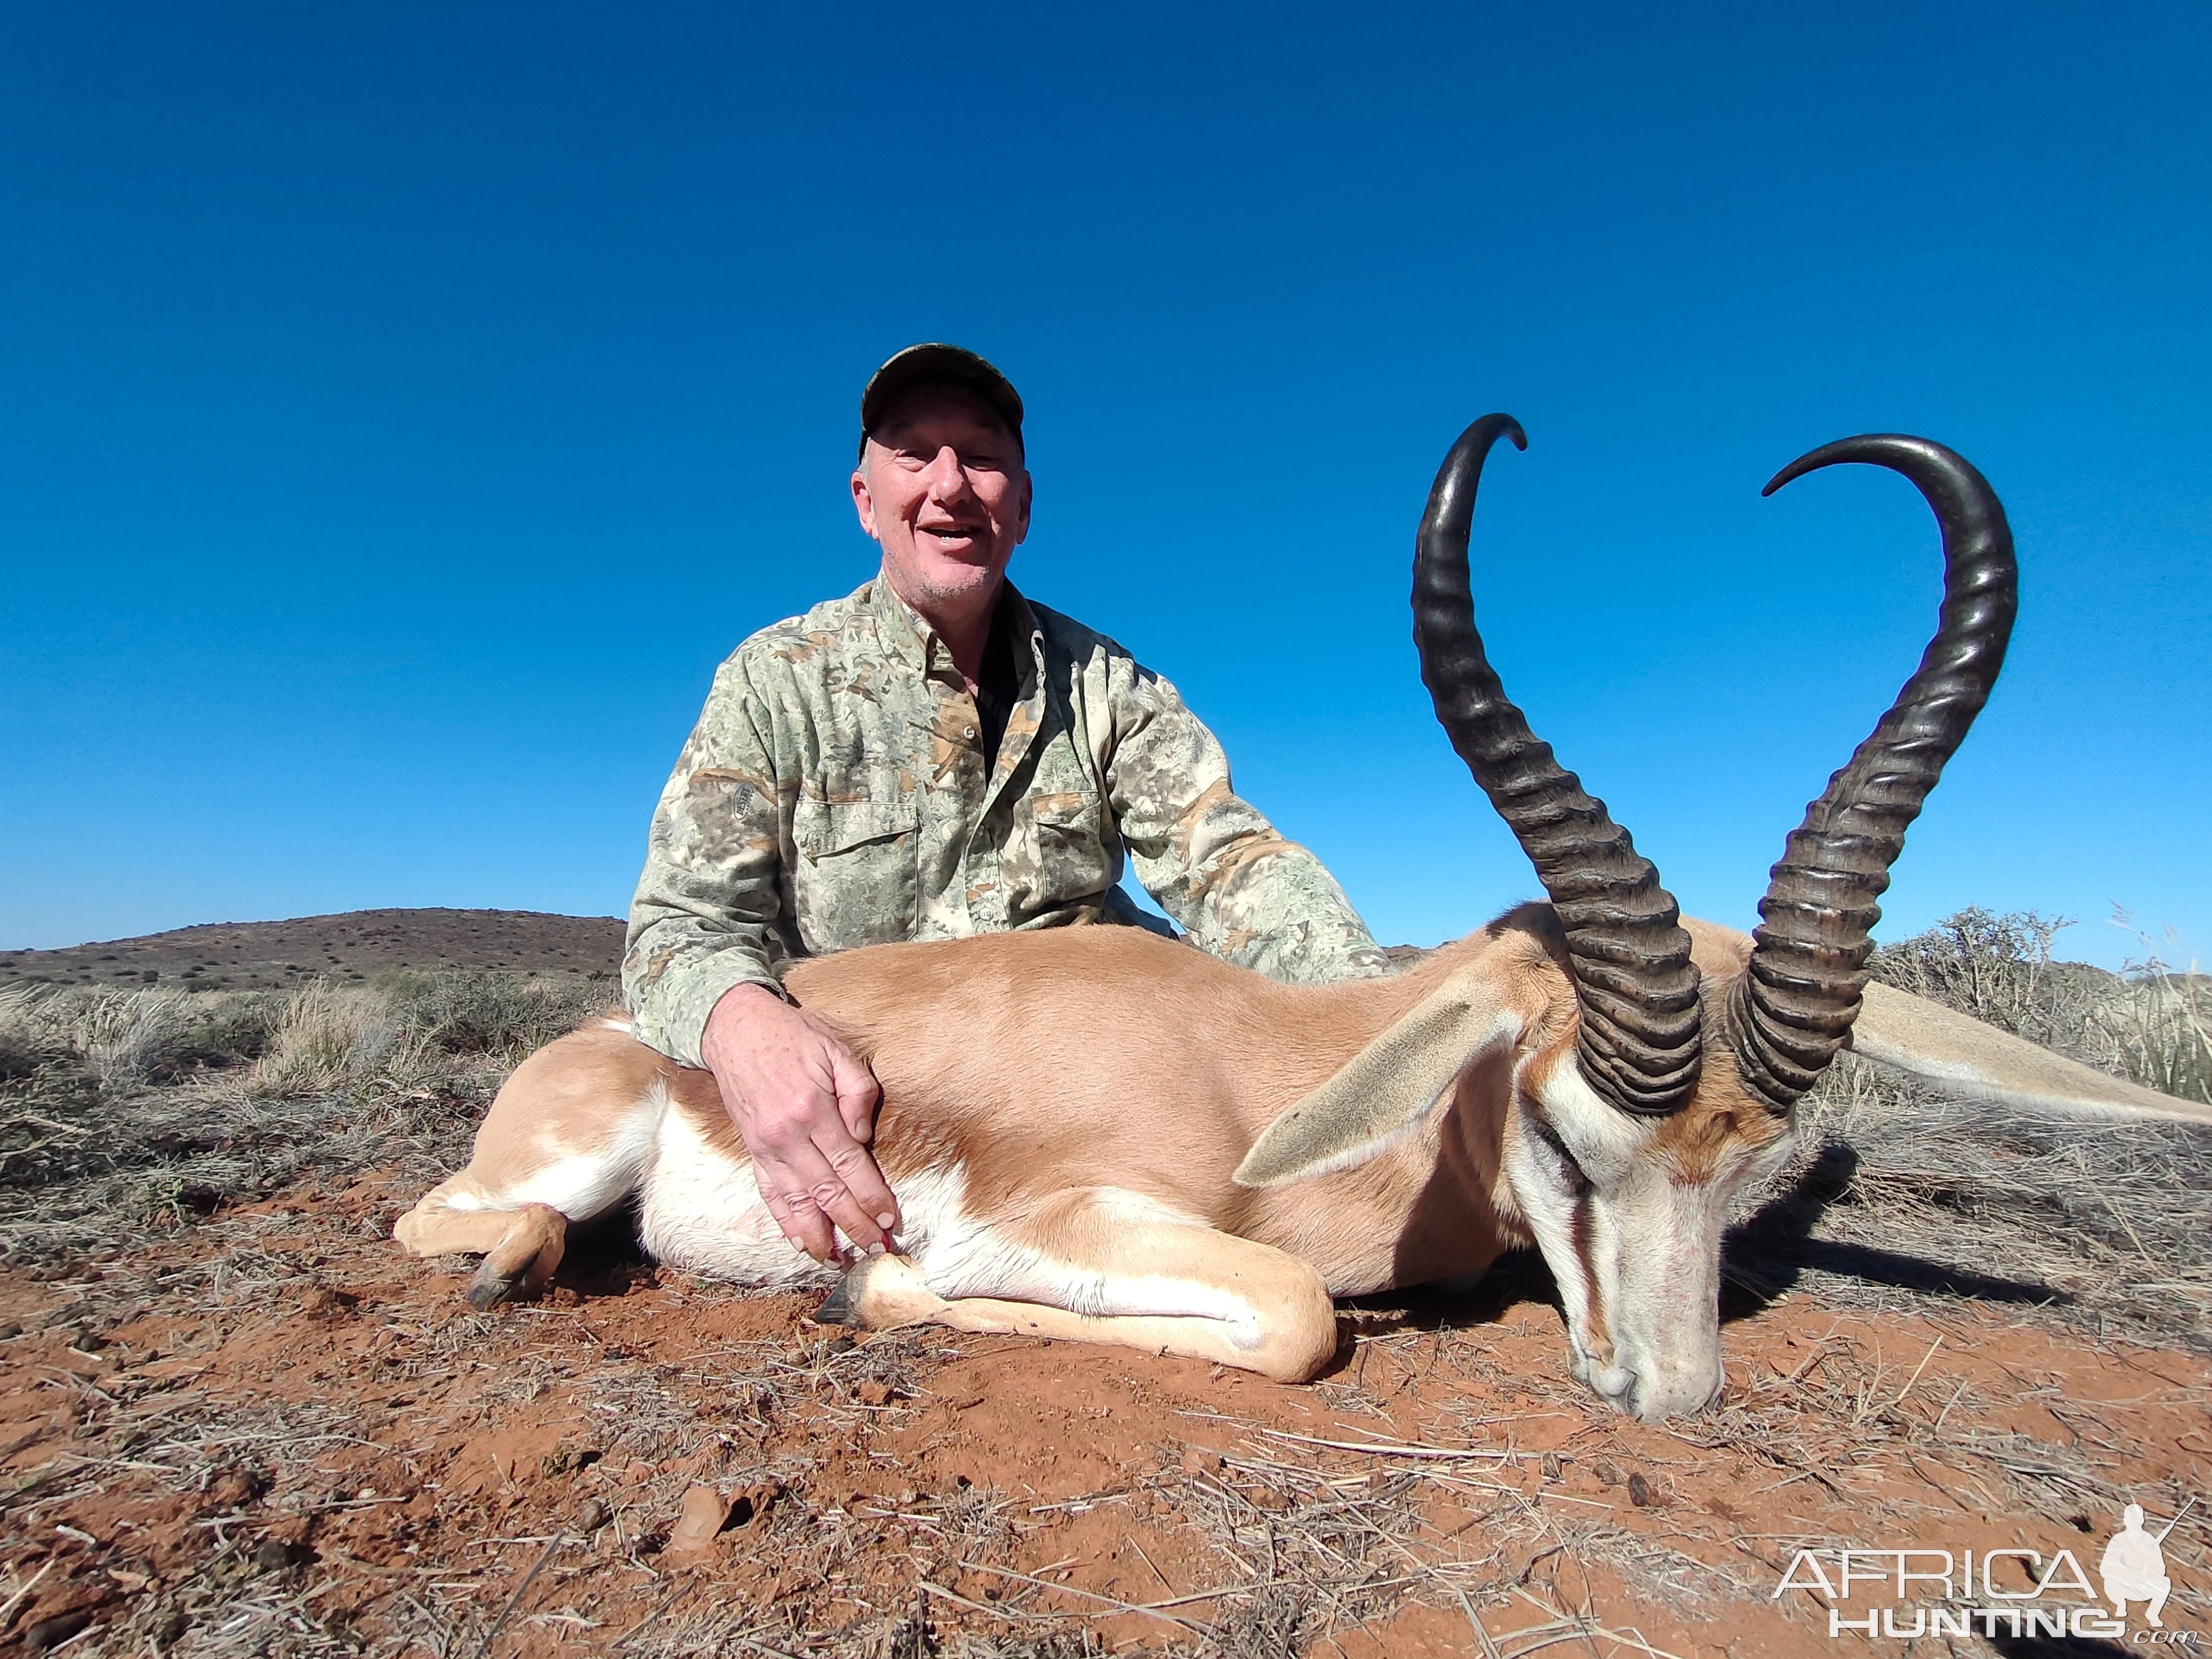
2104, 1500, 2189, 1629
1773, 1495, 2200, 1641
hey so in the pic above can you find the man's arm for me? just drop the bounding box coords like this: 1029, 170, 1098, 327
623, 657, 901, 1259
1100, 661, 1391, 983
622, 658, 792, 1068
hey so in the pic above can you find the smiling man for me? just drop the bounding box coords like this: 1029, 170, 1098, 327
622, 344, 1388, 1263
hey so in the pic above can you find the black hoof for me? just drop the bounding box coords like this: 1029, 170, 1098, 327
815, 1273, 859, 1327
466, 1265, 518, 1311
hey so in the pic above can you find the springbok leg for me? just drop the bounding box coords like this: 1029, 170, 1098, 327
394, 1018, 674, 1306
395, 1193, 570, 1309
820, 1192, 1340, 1383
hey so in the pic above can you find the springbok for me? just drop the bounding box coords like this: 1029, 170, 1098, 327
398, 417, 2207, 1420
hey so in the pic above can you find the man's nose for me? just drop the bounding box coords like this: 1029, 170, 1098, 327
921, 447, 975, 499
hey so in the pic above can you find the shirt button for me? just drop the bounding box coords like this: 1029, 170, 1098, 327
963, 725, 977, 741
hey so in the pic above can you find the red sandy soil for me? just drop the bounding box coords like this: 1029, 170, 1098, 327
3, 1174, 2207, 1656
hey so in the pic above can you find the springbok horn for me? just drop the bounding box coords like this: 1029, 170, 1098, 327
1726, 434, 2018, 1110
1413, 415, 1703, 1116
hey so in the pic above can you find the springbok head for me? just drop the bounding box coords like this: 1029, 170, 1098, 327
1252, 415, 2017, 1420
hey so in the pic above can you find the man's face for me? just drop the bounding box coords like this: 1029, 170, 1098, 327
853, 390, 1031, 614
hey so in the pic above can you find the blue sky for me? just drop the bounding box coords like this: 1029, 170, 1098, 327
2, 3, 2206, 969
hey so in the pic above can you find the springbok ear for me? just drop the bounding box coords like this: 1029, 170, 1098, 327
1234, 968, 1523, 1188
1851, 983, 2212, 1124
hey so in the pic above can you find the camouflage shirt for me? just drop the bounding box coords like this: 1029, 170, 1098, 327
623, 576, 1389, 1067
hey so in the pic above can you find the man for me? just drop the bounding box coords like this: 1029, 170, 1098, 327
2100, 1503, 2171, 1626
623, 345, 1387, 1266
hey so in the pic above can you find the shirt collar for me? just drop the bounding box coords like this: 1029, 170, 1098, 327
863, 574, 932, 673
865, 573, 1042, 687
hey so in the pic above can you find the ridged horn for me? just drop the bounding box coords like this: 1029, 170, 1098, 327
1414, 415, 1702, 1116
1727, 434, 2018, 1110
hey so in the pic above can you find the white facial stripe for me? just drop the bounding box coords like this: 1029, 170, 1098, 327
1530, 1058, 1656, 1178
1502, 1127, 1594, 1338
1510, 1059, 1744, 1419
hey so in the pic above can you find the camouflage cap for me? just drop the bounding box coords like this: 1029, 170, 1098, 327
859, 344, 1024, 460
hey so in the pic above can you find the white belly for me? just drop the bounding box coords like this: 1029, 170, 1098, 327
636, 1110, 981, 1293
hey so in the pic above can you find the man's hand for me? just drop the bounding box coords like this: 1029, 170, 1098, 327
699, 983, 901, 1263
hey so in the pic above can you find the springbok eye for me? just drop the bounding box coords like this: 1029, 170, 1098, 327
1526, 1116, 1593, 1197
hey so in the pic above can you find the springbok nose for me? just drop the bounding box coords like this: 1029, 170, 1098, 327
1618, 1359, 1724, 1422
1584, 1359, 1636, 1406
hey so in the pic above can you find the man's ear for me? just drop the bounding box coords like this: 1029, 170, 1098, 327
852, 458, 882, 542
1013, 466, 1033, 546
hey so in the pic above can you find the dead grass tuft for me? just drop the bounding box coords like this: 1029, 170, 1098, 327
0, 969, 609, 1269
1743, 1057, 2212, 1345
1703, 909, 2212, 1350
1873, 906, 2211, 1104
247, 981, 415, 1099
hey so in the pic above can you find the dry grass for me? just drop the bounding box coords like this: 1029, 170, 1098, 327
1874, 906, 2211, 1104
1706, 909, 2212, 1350
0, 972, 603, 1270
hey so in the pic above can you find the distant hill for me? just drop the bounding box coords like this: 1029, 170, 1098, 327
3, 908, 1439, 994
0, 909, 625, 991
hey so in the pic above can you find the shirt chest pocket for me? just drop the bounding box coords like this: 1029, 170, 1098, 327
1006, 787, 1116, 910
790, 796, 921, 952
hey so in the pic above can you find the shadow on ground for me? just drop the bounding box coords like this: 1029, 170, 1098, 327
1332, 1139, 2074, 1360
1722, 1143, 2074, 1317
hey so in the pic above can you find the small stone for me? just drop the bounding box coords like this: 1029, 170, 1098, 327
664, 1485, 732, 1553
539, 1446, 581, 1477
1627, 1473, 1656, 1507
0, 1320, 22, 1340
575, 1498, 610, 1534
251, 1538, 301, 1573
